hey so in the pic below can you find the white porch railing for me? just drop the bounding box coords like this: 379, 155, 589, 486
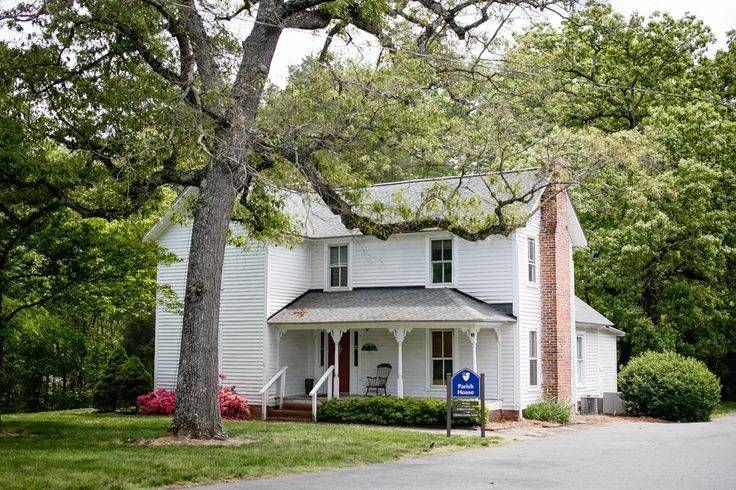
309, 365, 334, 421
258, 365, 288, 420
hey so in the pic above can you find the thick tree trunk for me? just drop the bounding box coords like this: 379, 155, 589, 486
168, 1, 284, 439
168, 162, 239, 439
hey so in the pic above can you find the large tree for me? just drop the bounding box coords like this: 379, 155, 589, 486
2, 0, 581, 438
510, 3, 736, 398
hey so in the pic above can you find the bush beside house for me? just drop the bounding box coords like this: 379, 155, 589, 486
317, 396, 486, 427
137, 384, 250, 419
618, 351, 721, 422
92, 347, 152, 412
522, 398, 572, 424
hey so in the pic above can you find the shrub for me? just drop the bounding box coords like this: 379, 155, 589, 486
137, 388, 176, 415
116, 356, 152, 408
91, 347, 128, 412
317, 396, 486, 427
137, 385, 250, 419
219, 385, 251, 419
523, 398, 572, 424
618, 351, 721, 422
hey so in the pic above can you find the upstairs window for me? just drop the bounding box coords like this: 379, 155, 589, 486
527, 237, 537, 283
529, 330, 539, 386
329, 245, 348, 288
431, 239, 453, 284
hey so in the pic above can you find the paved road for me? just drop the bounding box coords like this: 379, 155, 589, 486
206, 415, 736, 489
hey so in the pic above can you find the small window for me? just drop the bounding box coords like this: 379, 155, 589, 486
353, 331, 359, 367
527, 237, 537, 283
431, 239, 453, 284
529, 330, 539, 386
576, 335, 585, 383
329, 245, 348, 288
320, 332, 325, 367
430, 330, 453, 386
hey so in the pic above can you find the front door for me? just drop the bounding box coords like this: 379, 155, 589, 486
328, 331, 351, 394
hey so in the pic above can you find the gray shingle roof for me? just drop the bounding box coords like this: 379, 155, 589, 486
287, 168, 548, 239
268, 287, 516, 325
575, 296, 624, 336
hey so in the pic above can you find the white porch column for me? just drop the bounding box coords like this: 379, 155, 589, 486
462, 326, 480, 373
389, 328, 411, 398
328, 329, 346, 399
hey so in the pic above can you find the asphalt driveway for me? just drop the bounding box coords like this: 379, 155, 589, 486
204, 415, 736, 489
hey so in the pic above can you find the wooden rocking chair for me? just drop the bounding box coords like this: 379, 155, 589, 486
365, 363, 392, 396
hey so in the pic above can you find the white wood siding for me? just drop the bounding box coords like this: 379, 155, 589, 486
307, 232, 513, 301
266, 243, 312, 398
517, 213, 543, 408
154, 223, 191, 389
598, 333, 618, 392
154, 224, 269, 404
574, 327, 619, 397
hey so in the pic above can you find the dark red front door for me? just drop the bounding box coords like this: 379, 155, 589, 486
328, 331, 350, 393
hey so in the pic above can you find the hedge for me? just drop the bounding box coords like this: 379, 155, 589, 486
317, 396, 487, 427
618, 351, 721, 422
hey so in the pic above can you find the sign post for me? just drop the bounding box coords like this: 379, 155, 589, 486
446, 373, 451, 438
446, 368, 485, 438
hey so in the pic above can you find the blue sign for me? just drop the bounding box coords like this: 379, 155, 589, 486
451, 368, 480, 398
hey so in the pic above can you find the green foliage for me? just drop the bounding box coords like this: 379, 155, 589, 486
618, 351, 721, 422
317, 396, 486, 427
92, 347, 130, 412
91, 347, 151, 412
522, 398, 572, 424
116, 356, 152, 409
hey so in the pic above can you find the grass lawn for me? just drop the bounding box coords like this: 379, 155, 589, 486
713, 401, 736, 418
0, 409, 502, 489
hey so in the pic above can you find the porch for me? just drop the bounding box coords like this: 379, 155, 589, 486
261, 287, 515, 420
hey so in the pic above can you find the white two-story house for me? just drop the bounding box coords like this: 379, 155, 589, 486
147, 169, 623, 420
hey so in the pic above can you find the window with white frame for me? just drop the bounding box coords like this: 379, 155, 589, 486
527, 237, 537, 283
329, 245, 348, 288
431, 239, 453, 284
529, 330, 539, 386
576, 334, 585, 384
430, 330, 453, 386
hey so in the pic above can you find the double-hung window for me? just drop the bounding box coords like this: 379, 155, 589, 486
527, 237, 537, 283
576, 334, 585, 384
529, 330, 539, 386
431, 239, 453, 284
329, 245, 348, 288
431, 330, 453, 386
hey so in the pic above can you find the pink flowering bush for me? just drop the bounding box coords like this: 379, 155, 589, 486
137, 382, 250, 419
137, 388, 176, 415
219, 385, 251, 419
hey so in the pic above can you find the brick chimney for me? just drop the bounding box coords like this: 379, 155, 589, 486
539, 184, 573, 402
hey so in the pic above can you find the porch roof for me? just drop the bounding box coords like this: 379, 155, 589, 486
268, 287, 515, 326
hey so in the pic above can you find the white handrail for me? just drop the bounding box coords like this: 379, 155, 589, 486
259, 365, 288, 420
309, 365, 335, 421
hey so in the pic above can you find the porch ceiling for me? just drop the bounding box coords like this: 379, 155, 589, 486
268, 287, 515, 326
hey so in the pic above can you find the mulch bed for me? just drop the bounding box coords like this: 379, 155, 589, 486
129, 436, 255, 447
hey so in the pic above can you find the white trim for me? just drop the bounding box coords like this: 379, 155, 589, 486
576, 332, 586, 386
528, 329, 540, 387
323, 241, 352, 291
426, 328, 456, 388
425, 234, 456, 288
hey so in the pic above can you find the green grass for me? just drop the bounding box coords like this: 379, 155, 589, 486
713, 402, 736, 418
0, 410, 502, 489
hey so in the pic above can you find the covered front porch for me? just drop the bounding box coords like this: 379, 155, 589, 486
262, 287, 515, 419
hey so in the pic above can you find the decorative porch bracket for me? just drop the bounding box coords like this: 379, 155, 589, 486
389, 328, 412, 398
328, 329, 347, 399
462, 326, 481, 373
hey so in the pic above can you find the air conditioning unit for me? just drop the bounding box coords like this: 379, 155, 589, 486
580, 396, 599, 415
603, 392, 625, 415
